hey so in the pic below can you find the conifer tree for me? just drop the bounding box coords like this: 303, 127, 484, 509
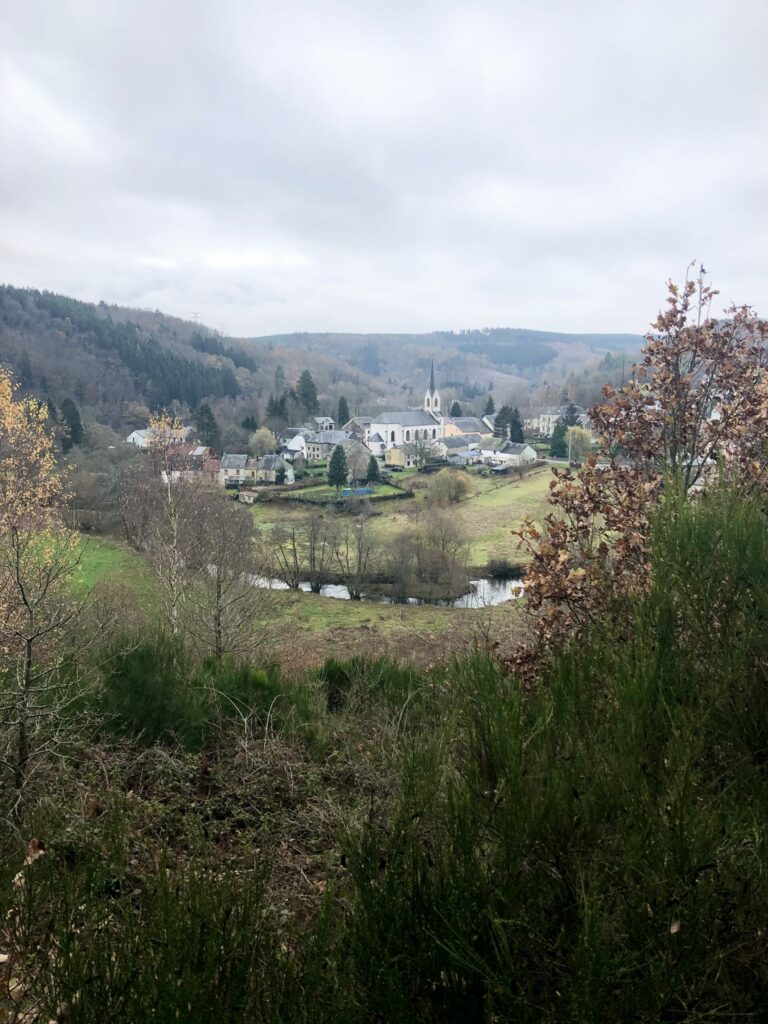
562, 402, 580, 427
550, 419, 568, 458
450, 401, 462, 417
508, 407, 524, 443
484, 395, 495, 416
194, 402, 221, 451
297, 370, 319, 415
494, 405, 512, 439
328, 444, 348, 493
337, 395, 350, 426
366, 455, 380, 484
60, 398, 83, 451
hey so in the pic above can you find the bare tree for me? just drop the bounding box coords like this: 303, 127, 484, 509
335, 514, 377, 600
186, 492, 279, 660
269, 526, 307, 590
120, 459, 204, 637
305, 512, 338, 593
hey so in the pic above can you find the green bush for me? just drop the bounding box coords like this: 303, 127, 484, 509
99, 637, 314, 750
339, 486, 768, 1021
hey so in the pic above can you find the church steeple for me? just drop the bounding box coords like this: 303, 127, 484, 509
424, 358, 441, 415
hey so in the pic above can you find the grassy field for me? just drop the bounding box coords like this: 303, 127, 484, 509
454, 468, 554, 562
74, 536, 150, 594
72, 469, 549, 670
75, 535, 522, 672
249, 467, 554, 568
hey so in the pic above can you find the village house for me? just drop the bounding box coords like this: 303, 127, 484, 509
218, 453, 249, 487
306, 430, 352, 462
312, 415, 335, 432
439, 434, 483, 458
282, 432, 309, 460
254, 454, 295, 484
126, 428, 150, 448
524, 405, 585, 437
126, 423, 193, 448
442, 416, 493, 439
384, 447, 419, 470
339, 438, 373, 483
481, 441, 538, 468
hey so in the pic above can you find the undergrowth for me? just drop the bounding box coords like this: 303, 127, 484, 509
1, 485, 768, 1021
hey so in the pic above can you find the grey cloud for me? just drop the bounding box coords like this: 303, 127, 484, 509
2, 0, 767, 336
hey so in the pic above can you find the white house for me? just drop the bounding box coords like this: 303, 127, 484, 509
524, 406, 584, 437
126, 429, 150, 448
482, 442, 537, 467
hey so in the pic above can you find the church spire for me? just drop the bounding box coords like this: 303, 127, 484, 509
424, 357, 441, 415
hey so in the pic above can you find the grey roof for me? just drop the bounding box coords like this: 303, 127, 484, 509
371, 411, 439, 427
311, 430, 351, 445
368, 432, 384, 443
220, 453, 248, 470
446, 416, 490, 434
443, 434, 482, 450
259, 454, 290, 470
500, 442, 535, 454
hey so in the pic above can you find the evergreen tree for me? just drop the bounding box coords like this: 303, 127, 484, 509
562, 402, 581, 427
275, 464, 287, 485
550, 419, 568, 458
328, 444, 348, 493
484, 395, 495, 416
17, 351, 34, 388
494, 405, 513, 439
60, 398, 83, 452
337, 395, 350, 426
366, 455, 381, 484
508, 407, 524, 443
274, 365, 287, 394
194, 403, 221, 450
241, 414, 258, 433
450, 401, 462, 417
297, 370, 319, 415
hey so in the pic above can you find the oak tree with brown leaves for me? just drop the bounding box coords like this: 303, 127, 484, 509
515, 268, 768, 676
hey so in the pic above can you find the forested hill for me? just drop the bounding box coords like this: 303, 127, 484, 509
0, 286, 250, 422
251, 326, 643, 378
0, 285, 644, 432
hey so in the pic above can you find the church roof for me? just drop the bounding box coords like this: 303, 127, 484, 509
370, 411, 440, 427
429, 357, 435, 393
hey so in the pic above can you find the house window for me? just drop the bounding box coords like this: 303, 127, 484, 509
426, 397, 430, 409
405, 430, 410, 441
432, 429, 436, 438
390, 431, 395, 443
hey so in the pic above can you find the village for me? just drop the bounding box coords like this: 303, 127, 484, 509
124, 361, 591, 498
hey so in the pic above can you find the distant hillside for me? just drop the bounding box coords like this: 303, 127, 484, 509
0, 286, 386, 430
251, 326, 643, 386
0, 285, 644, 432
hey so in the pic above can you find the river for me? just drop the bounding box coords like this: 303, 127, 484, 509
250, 575, 523, 608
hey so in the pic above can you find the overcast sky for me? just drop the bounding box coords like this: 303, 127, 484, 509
2, 0, 767, 337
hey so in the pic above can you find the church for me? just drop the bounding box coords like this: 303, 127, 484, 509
365, 360, 445, 451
